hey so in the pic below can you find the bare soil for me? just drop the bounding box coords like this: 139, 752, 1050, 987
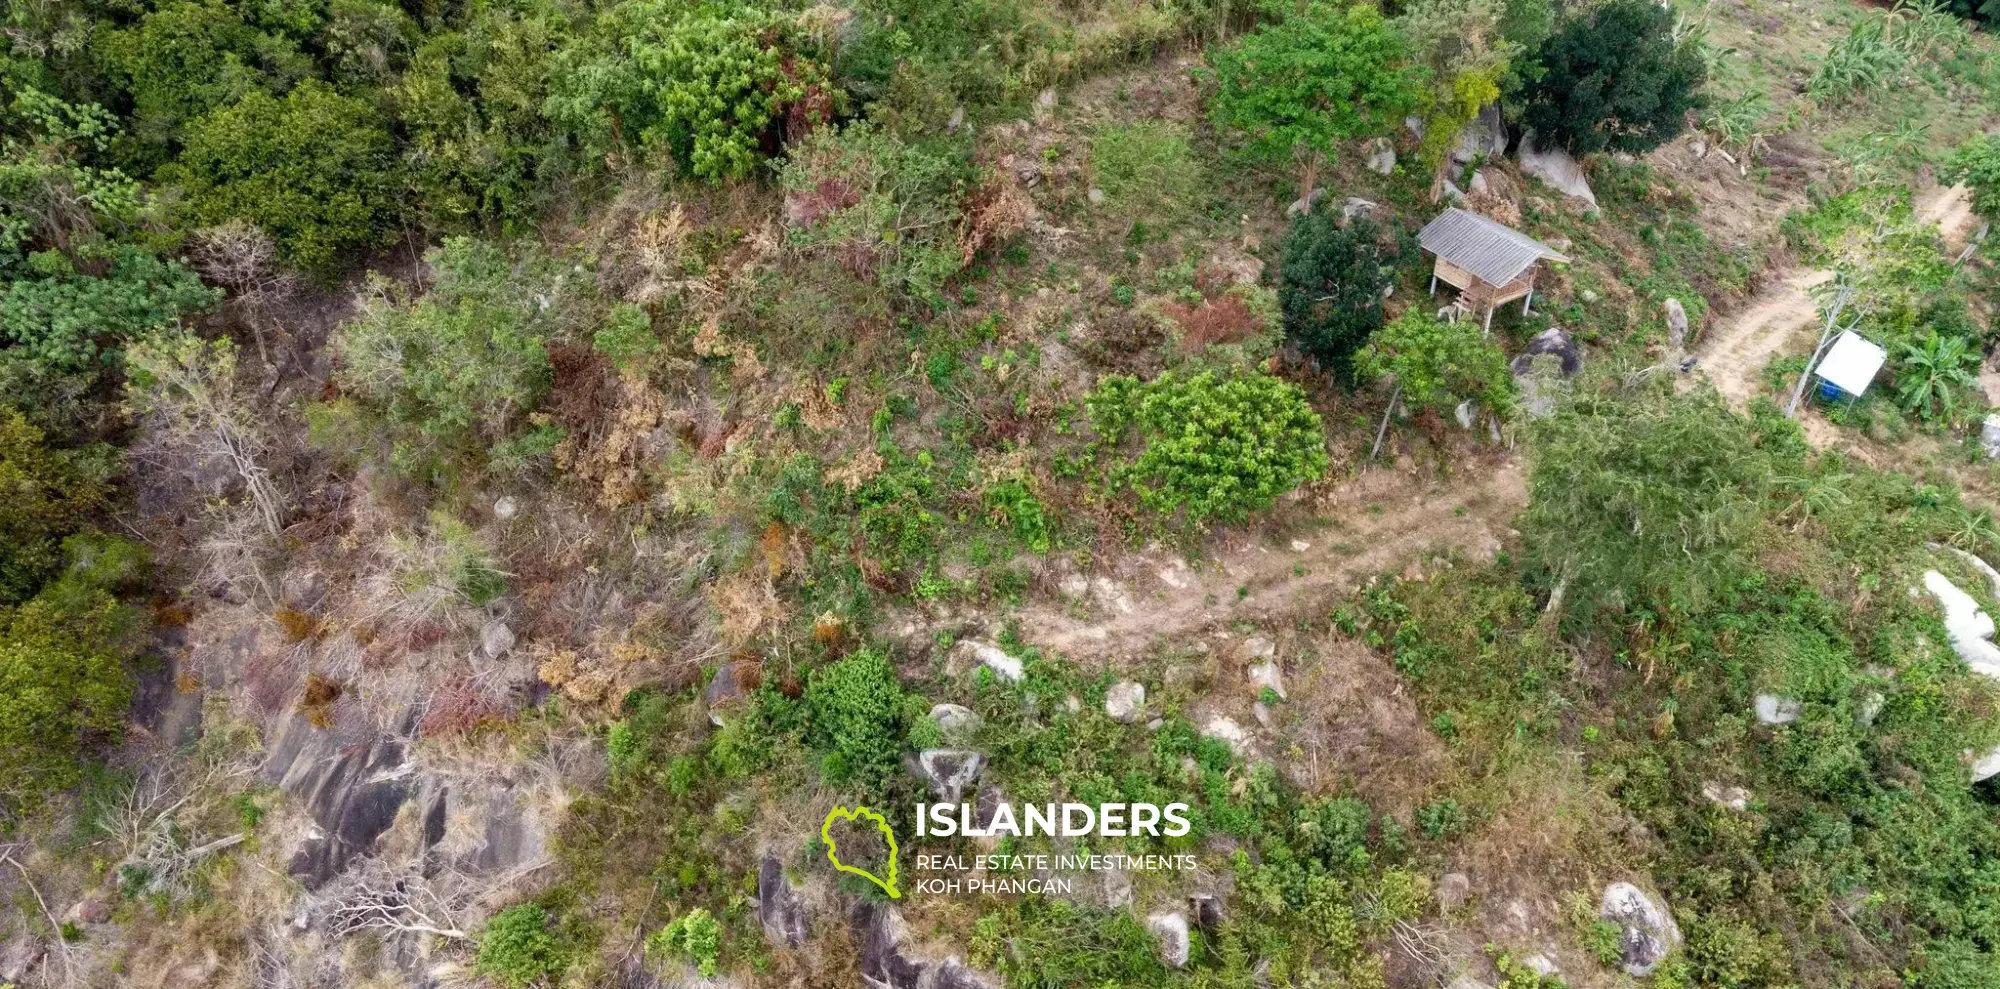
1015, 456, 1528, 663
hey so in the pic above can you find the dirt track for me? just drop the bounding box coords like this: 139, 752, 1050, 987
1696, 184, 1978, 409
1017, 459, 1528, 662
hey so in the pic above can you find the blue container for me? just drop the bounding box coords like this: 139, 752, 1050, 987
1817, 379, 1844, 403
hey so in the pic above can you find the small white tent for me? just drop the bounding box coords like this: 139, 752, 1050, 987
1815, 331, 1887, 398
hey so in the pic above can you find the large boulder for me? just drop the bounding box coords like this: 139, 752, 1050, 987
703, 661, 762, 726
1664, 298, 1691, 350
1366, 138, 1397, 175
1599, 882, 1681, 976
262, 711, 415, 889
1983, 414, 2000, 460
1754, 693, 1802, 725
0, 933, 42, 982
1451, 104, 1509, 165
1105, 682, 1146, 724
950, 640, 1023, 682
929, 703, 981, 743
913, 750, 986, 803
1518, 130, 1597, 208
758, 855, 809, 948
1510, 328, 1581, 378
1147, 911, 1191, 968
853, 902, 999, 989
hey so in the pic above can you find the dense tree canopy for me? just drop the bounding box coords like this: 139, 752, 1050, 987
1516, 0, 1707, 156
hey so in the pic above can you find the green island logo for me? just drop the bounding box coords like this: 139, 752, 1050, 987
821, 805, 901, 898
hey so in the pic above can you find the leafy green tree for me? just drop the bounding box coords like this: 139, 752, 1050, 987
0, 86, 147, 262
333, 237, 570, 454
1516, 0, 1706, 156
1, 245, 219, 371
1893, 330, 1981, 426
548, 2, 834, 182
0, 408, 114, 604
475, 903, 572, 988
169, 80, 402, 271
1395, 0, 1519, 189
97, 0, 284, 155
804, 648, 909, 785
0, 590, 136, 809
1279, 212, 1406, 375
1943, 134, 2000, 227
1521, 388, 1797, 623
1353, 308, 1514, 415
1088, 370, 1329, 525
648, 908, 722, 977
1207, 3, 1424, 203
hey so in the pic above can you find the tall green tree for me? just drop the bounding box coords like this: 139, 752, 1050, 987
1279, 212, 1406, 376
1354, 308, 1515, 416
1521, 388, 1797, 623
168, 80, 402, 272
1516, 0, 1706, 156
1208, 3, 1424, 205
1395, 0, 1519, 196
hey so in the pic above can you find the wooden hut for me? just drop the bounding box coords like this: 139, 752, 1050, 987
1417, 208, 1570, 333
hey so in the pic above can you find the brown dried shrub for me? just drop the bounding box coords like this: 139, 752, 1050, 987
1160, 294, 1262, 350
298, 673, 344, 728
274, 608, 322, 643
419, 674, 506, 738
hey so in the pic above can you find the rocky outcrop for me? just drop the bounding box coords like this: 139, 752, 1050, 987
1105, 682, 1146, 723
912, 750, 986, 803
262, 711, 417, 889
949, 640, 1022, 682
1518, 130, 1597, 208
1600, 882, 1681, 976
929, 703, 981, 743
1147, 911, 1191, 968
758, 856, 809, 948
704, 661, 761, 726
1754, 694, 1801, 725
853, 902, 1000, 989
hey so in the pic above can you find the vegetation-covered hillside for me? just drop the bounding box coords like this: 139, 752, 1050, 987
1, 0, 1999, 985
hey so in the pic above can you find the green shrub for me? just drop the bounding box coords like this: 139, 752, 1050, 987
1353, 308, 1515, 416
1207, 2, 1423, 198
647, 907, 722, 977
0, 409, 114, 604
804, 649, 909, 785
169, 80, 401, 271
1516, 0, 1706, 155
1944, 133, 2000, 226
0, 246, 219, 371
1088, 369, 1329, 525
777, 121, 976, 300
0, 86, 147, 263
334, 237, 570, 455
548, 2, 834, 182
0, 585, 137, 810
475, 903, 572, 988
1279, 212, 1405, 376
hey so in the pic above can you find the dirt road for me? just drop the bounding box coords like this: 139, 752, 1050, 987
1696, 184, 1978, 409
1016, 459, 1528, 663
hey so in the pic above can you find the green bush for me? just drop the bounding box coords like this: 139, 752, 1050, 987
334, 237, 570, 455
1944, 134, 2000, 226
1515, 0, 1706, 155
804, 649, 909, 786
0, 576, 140, 810
777, 121, 975, 300
0, 246, 219, 371
1207, 2, 1423, 198
1279, 212, 1405, 376
1088, 369, 1329, 525
475, 903, 573, 988
647, 907, 722, 977
169, 80, 401, 271
1353, 308, 1515, 416
548, 2, 834, 182
0, 409, 114, 604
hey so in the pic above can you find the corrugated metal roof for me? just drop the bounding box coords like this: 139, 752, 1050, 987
1417, 208, 1571, 288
